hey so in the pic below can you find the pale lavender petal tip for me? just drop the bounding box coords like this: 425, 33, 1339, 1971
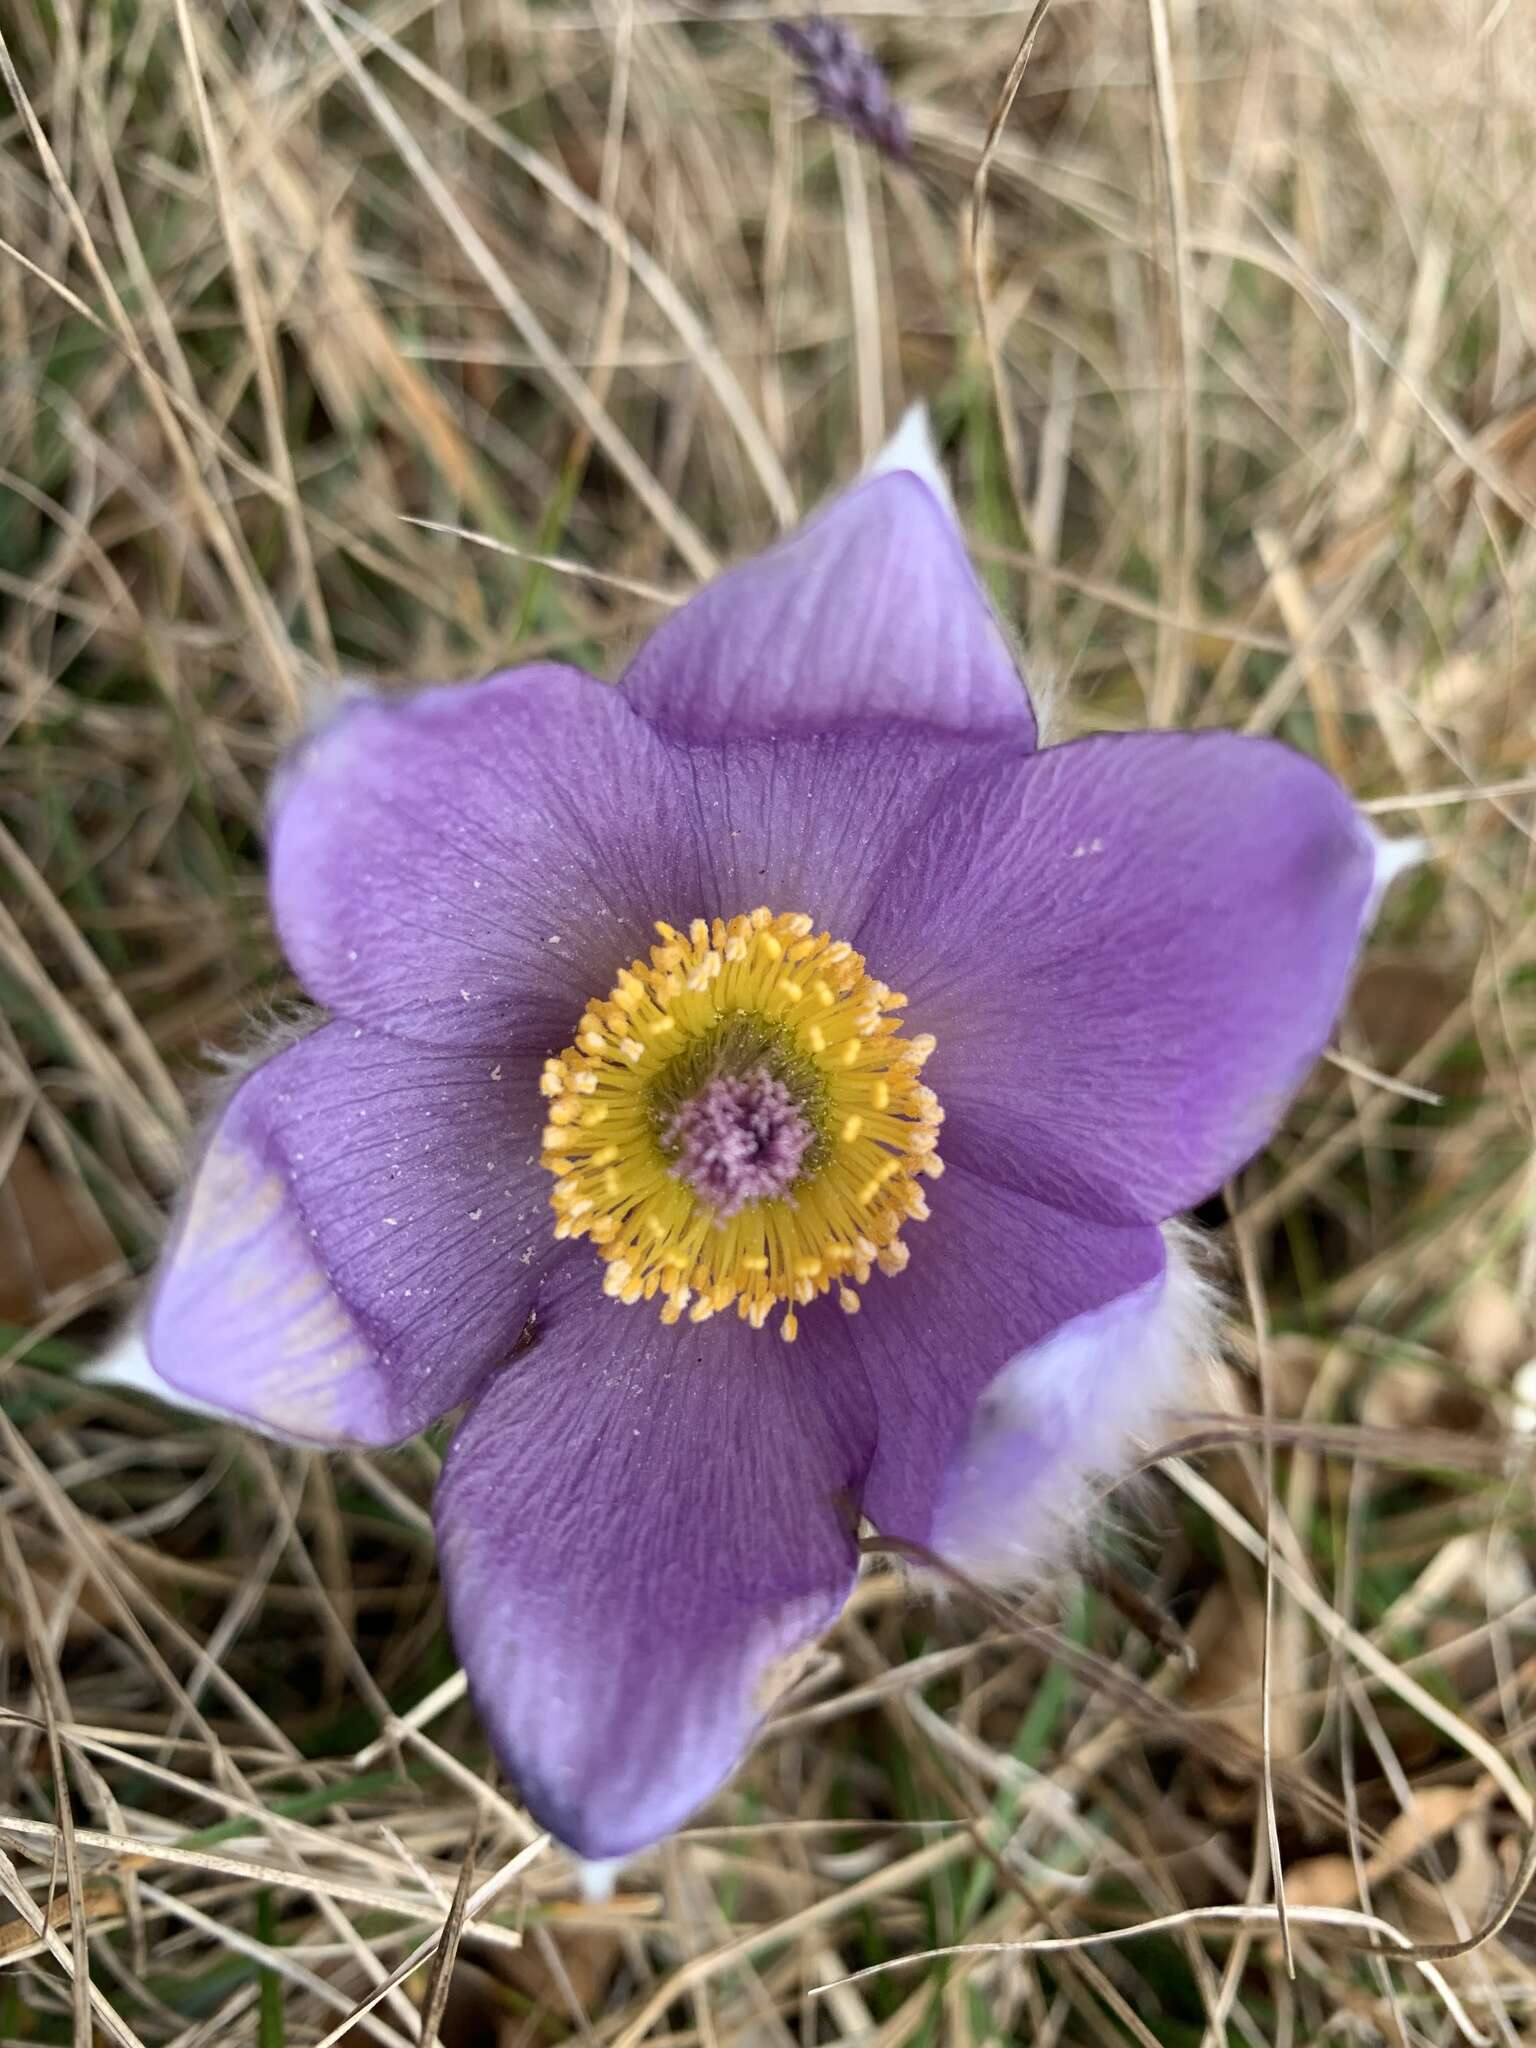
622, 468, 1036, 745
933, 1228, 1217, 1581
83, 1330, 314, 1445
146, 1026, 550, 1447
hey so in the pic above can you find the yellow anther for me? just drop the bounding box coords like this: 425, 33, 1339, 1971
540, 905, 942, 1337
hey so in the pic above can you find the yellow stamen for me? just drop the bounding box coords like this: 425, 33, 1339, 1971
539, 907, 942, 1338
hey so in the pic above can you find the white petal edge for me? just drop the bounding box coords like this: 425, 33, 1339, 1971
866, 401, 1054, 739
931, 1223, 1219, 1585
82, 1327, 316, 1447
865, 402, 957, 524
577, 1857, 623, 1900
1366, 824, 1427, 919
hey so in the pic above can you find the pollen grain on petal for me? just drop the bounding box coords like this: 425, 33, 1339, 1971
539, 908, 942, 1337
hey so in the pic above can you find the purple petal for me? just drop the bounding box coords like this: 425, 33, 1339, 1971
435, 1267, 872, 1857
147, 1025, 549, 1445
269, 667, 690, 1053
623, 471, 1036, 744
858, 732, 1376, 1224
673, 723, 998, 931
269, 660, 1007, 1053
822, 1164, 1163, 1544
932, 1230, 1214, 1579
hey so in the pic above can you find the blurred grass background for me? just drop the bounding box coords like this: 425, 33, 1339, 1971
2, 0, 1536, 2041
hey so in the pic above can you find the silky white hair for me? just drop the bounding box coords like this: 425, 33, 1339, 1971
902, 1219, 1224, 1594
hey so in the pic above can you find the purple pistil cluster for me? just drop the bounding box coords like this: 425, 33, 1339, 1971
773, 16, 911, 162
665, 1065, 814, 1218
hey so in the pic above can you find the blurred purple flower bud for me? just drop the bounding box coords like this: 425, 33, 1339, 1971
774, 15, 911, 162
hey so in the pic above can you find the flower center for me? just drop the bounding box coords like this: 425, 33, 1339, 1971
539, 908, 943, 1339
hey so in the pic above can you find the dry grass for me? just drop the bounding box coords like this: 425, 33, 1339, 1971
2, 0, 1535, 2041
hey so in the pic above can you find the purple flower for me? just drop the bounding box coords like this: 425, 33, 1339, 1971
773, 15, 911, 162
136, 412, 1398, 1858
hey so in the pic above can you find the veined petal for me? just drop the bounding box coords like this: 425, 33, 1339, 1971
815, 1164, 1165, 1544
623, 456, 1036, 744
435, 1267, 873, 1857
669, 723, 1007, 936
267, 663, 1017, 1058
932, 1227, 1215, 1580
268, 666, 691, 1053
857, 731, 1379, 1224
147, 1026, 549, 1445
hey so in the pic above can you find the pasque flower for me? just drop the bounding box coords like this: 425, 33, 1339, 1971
140, 415, 1397, 1857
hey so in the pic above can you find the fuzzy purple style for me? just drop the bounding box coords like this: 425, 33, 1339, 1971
666, 1066, 813, 1218
144, 416, 1392, 1858
774, 16, 911, 161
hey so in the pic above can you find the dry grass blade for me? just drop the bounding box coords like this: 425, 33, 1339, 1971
293, 0, 716, 579
968, 0, 1056, 532
414, 1832, 478, 2048
811, 1904, 1496, 2048
307, 1837, 546, 2048
1141, 0, 1198, 728
168, 0, 337, 673
0, 1518, 93, 2045
1227, 1194, 1295, 1977
0, 28, 302, 723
